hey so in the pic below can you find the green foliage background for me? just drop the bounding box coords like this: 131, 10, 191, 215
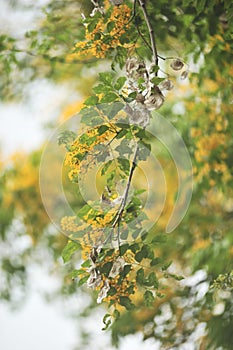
0, 0, 233, 349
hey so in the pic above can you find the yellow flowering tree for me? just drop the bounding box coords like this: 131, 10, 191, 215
0, 0, 233, 349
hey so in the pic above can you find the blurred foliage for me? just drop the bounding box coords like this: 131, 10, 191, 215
0, 0, 233, 349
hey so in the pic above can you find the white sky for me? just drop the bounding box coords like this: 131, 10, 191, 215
0, 79, 72, 158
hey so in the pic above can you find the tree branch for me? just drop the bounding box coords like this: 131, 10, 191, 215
112, 143, 138, 228
138, 0, 158, 68
104, 143, 138, 245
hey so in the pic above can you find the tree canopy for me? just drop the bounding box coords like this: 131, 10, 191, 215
0, 0, 233, 349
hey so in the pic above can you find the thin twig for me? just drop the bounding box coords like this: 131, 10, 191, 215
135, 25, 152, 52
112, 143, 138, 228
133, 0, 137, 17
135, 27, 166, 62
104, 143, 138, 245
138, 0, 158, 68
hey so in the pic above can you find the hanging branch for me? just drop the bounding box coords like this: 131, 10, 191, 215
138, 0, 158, 68
112, 143, 138, 228
104, 143, 138, 245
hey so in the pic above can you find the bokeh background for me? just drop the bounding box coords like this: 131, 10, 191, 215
0, 1, 232, 349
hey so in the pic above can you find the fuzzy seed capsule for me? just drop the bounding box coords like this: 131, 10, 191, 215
170, 59, 184, 71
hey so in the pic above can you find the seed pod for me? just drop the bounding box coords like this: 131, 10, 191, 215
145, 94, 164, 110
144, 87, 164, 110
180, 70, 189, 80
136, 93, 145, 103
87, 268, 102, 288
126, 57, 140, 75
97, 280, 110, 303
170, 59, 184, 71
137, 61, 147, 76
159, 79, 174, 91
109, 257, 125, 278
128, 103, 150, 128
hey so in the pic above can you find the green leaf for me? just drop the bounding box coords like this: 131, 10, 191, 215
196, 0, 206, 15
93, 84, 113, 94
78, 204, 92, 219
80, 107, 104, 126
79, 132, 96, 145
99, 72, 115, 86
84, 95, 99, 106
108, 286, 117, 296
162, 260, 172, 271
69, 269, 87, 279
97, 124, 109, 135
167, 273, 184, 281
120, 230, 128, 240
138, 141, 151, 161
151, 234, 167, 244
156, 292, 165, 299
117, 158, 130, 175
119, 296, 134, 310
119, 33, 131, 44
102, 313, 112, 331
101, 159, 114, 175
124, 91, 137, 103
88, 14, 102, 32
100, 261, 113, 276
116, 128, 128, 139
144, 290, 155, 307
116, 139, 132, 155
62, 240, 80, 263
107, 21, 115, 33
114, 77, 126, 90
126, 284, 135, 295
113, 309, 120, 320
144, 271, 158, 288
151, 77, 165, 85
115, 123, 130, 129
129, 243, 140, 253
150, 257, 162, 266
123, 264, 131, 277
97, 102, 124, 120
100, 92, 119, 103
58, 130, 76, 150
136, 268, 145, 285
78, 275, 89, 286
81, 259, 91, 268
135, 128, 148, 140
94, 32, 101, 40
119, 243, 129, 255
132, 229, 141, 239
135, 245, 148, 262
134, 189, 147, 195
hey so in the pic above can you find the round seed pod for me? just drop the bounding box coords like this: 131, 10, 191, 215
170, 59, 184, 71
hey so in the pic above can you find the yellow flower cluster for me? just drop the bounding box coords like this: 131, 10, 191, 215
67, 4, 131, 61
65, 125, 116, 181
194, 132, 225, 163
60, 216, 80, 232
95, 249, 136, 304
191, 124, 231, 186
84, 208, 116, 228
124, 249, 136, 264
2, 151, 50, 242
